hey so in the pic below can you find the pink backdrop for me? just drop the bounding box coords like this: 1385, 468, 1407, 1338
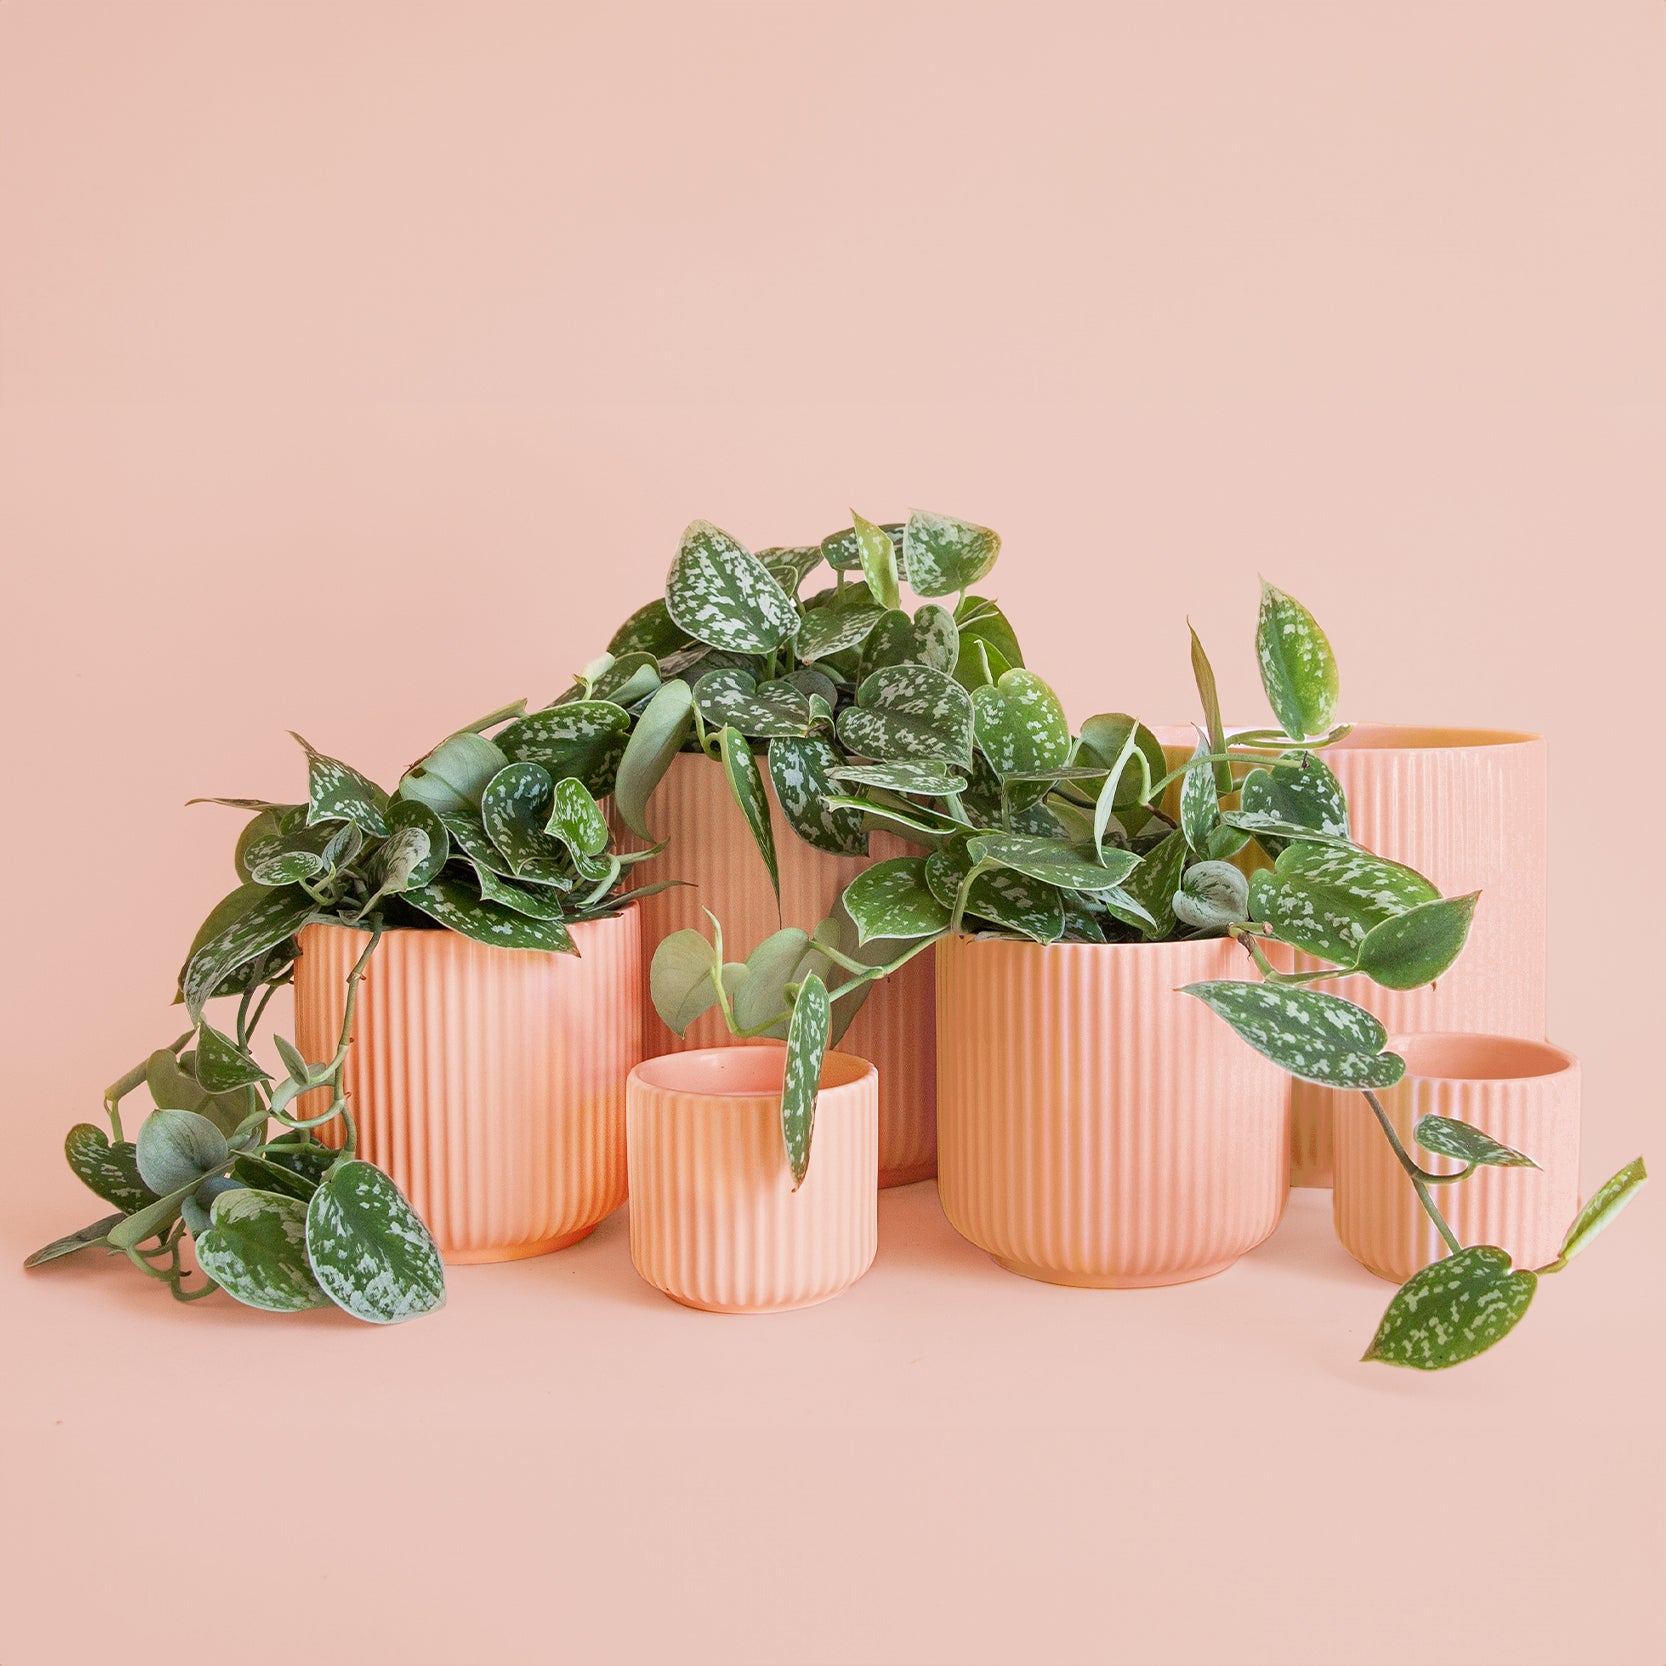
3, 5, 1662, 1664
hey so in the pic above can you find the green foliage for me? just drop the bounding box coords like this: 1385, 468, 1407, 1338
1363, 1247, 1537, 1370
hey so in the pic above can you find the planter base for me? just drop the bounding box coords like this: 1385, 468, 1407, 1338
444, 1224, 598, 1266
992, 1253, 1240, 1289
879, 1161, 936, 1190
660, 1284, 849, 1315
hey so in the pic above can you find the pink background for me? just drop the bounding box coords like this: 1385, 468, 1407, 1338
3, 5, 1662, 1663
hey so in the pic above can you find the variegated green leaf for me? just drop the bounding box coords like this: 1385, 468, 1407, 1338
718, 726, 779, 903
579, 652, 660, 709
608, 597, 690, 660
1363, 1246, 1536, 1370
107, 1184, 194, 1252
782, 972, 831, 1188
851, 510, 902, 612
1173, 860, 1250, 933
650, 928, 723, 1037
469, 860, 569, 918
182, 885, 315, 1019
24, 1213, 126, 1270
1077, 713, 1165, 810
843, 856, 953, 944
758, 543, 824, 589
397, 731, 509, 814
665, 520, 797, 653
901, 509, 1001, 597
926, 842, 1065, 942
135, 1108, 230, 1195
1355, 893, 1479, 990
481, 760, 568, 880
436, 808, 516, 876
291, 733, 389, 835
837, 663, 975, 769
1248, 844, 1440, 966
1180, 728, 1221, 853
952, 595, 1023, 692
613, 678, 694, 841
243, 825, 330, 885
1119, 828, 1189, 940
1239, 751, 1349, 840
970, 669, 1070, 805
196, 1189, 329, 1314
497, 701, 631, 797
383, 798, 450, 888
146, 1048, 242, 1132
1182, 982, 1406, 1089
1257, 581, 1339, 740
192, 1022, 270, 1093
827, 760, 964, 795
693, 668, 817, 737
767, 735, 868, 858
65, 1124, 158, 1213
1549, 1158, 1648, 1269
963, 832, 1138, 892
1414, 1115, 1537, 1168
546, 775, 610, 860
819, 524, 866, 573
796, 601, 887, 662
371, 826, 431, 896
306, 1160, 446, 1324
184, 1175, 244, 1235
405, 875, 576, 952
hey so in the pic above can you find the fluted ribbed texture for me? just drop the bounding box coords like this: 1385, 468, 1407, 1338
626, 1046, 878, 1311
1286, 728, 1549, 1187
936, 935, 1289, 1287
292, 911, 642, 1264
613, 751, 936, 1187
1334, 1033, 1579, 1283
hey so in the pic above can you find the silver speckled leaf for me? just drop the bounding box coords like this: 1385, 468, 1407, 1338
665, 520, 796, 653
305, 1161, 446, 1324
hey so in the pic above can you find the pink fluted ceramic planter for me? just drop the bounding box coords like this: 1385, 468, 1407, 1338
1334, 1032, 1579, 1284
935, 934, 1289, 1287
625, 1045, 878, 1312
293, 911, 642, 1264
616, 750, 936, 1188
1286, 726, 1549, 1188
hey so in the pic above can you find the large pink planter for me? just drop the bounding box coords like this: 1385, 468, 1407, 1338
1334, 1032, 1579, 1283
935, 934, 1289, 1287
293, 912, 642, 1264
618, 750, 936, 1188
1287, 726, 1549, 1187
625, 1045, 879, 1312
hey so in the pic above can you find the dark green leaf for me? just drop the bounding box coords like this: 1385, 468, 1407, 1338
837, 663, 974, 770
963, 832, 1138, 892
65, 1124, 158, 1213
781, 973, 831, 1187
1182, 981, 1406, 1089
135, 1108, 230, 1195
1355, 893, 1479, 990
767, 736, 870, 858
1414, 1115, 1537, 1168
383, 799, 450, 888
405, 876, 576, 952
24, 1213, 126, 1270
496, 701, 631, 797
1363, 1246, 1536, 1370
843, 856, 953, 944
480, 761, 568, 880
796, 601, 887, 662
665, 520, 797, 653
1239, 751, 1349, 840
180, 885, 314, 1020
196, 1189, 329, 1313
290, 733, 389, 836
608, 597, 691, 660
901, 509, 1001, 597
693, 668, 817, 737
1119, 828, 1188, 940
306, 1161, 446, 1323
718, 727, 779, 904
971, 670, 1070, 805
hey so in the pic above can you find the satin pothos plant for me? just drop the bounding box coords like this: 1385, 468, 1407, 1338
597, 510, 1026, 899
26, 702, 663, 1322
657, 582, 1646, 1368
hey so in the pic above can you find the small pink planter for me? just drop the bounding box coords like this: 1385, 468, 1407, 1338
293, 911, 641, 1264
1333, 1033, 1580, 1284
935, 934, 1289, 1287
625, 1045, 878, 1312
616, 751, 937, 1188
1286, 725, 1549, 1187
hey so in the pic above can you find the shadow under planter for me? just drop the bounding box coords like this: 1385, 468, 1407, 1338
935, 933, 1289, 1288
625, 1045, 878, 1312
292, 910, 642, 1264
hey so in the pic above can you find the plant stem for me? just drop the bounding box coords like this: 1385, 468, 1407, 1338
103, 1031, 193, 1141
1362, 1089, 1463, 1257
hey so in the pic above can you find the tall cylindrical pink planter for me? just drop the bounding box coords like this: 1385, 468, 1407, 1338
293, 911, 642, 1264
1289, 727, 1549, 1187
1334, 1033, 1579, 1283
617, 751, 937, 1188
935, 934, 1289, 1287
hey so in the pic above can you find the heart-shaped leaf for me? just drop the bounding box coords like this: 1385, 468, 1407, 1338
765, 735, 868, 858
546, 776, 610, 860
136, 1108, 231, 1195
665, 521, 797, 653
291, 733, 389, 836
1182, 982, 1406, 1089
24, 1214, 127, 1270
182, 1174, 243, 1238
1119, 828, 1189, 940
860, 604, 960, 680
650, 929, 724, 1037
608, 597, 691, 660
196, 1189, 330, 1313
758, 544, 824, 591
1173, 860, 1250, 933
65, 1124, 158, 1213
796, 601, 887, 662
497, 701, 631, 797
397, 731, 509, 814
1248, 844, 1440, 967
1077, 714, 1165, 810
717, 727, 779, 904
306, 1161, 446, 1323
481, 761, 568, 880
971, 671, 1070, 801
1355, 893, 1479, 990
1239, 751, 1349, 840
405, 876, 576, 952
613, 678, 695, 841
901, 509, 1001, 597
851, 510, 902, 611
383, 799, 450, 888
838, 664, 975, 770
243, 826, 331, 886
731, 928, 814, 1034
182, 886, 315, 1020
779, 974, 833, 1189
1547, 1157, 1648, 1270
843, 856, 953, 944
1363, 1246, 1536, 1370
693, 668, 817, 737
1414, 1115, 1537, 1168
1256, 581, 1339, 740
952, 595, 1024, 690
926, 842, 1066, 942
963, 832, 1138, 892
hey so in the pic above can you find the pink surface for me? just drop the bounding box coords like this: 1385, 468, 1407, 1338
3, 4, 1662, 1665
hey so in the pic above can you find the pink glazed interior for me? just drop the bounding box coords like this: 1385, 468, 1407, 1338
631, 1045, 873, 1098
1390, 1032, 1575, 1082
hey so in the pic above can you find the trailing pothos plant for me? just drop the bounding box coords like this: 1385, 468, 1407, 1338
25, 701, 664, 1322
653, 581, 1646, 1369
600, 510, 1026, 905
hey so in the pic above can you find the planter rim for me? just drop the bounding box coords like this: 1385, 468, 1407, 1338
940, 931, 1243, 960
299, 901, 639, 944
1386, 1031, 1577, 1084
1151, 720, 1542, 752
629, 1043, 875, 1100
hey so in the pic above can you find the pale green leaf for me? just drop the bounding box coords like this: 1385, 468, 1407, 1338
1257, 581, 1340, 740
901, 509, 1001, 597
613, 678, 694, 841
